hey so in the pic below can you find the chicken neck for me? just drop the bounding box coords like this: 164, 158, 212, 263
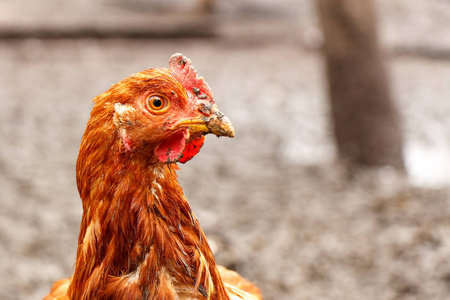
68, 119, 228, 299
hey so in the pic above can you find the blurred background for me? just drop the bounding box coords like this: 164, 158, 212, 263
1, 0, 450, 299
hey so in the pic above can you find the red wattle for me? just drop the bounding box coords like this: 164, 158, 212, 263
154, 130, 188, 163
179, 135, 205, 164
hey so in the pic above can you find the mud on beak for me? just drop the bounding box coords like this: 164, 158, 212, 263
175, 105, 235, 138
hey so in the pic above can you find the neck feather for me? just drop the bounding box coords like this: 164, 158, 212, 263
68, 114, 228, 300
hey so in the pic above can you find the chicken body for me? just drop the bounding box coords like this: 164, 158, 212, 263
43, 54, 262, 300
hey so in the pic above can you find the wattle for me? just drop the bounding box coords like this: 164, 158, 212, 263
154, 130, 205, 163
179, 135, 205, 164
154, 130, 188, 163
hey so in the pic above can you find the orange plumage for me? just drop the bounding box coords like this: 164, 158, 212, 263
43, 54, 262, 300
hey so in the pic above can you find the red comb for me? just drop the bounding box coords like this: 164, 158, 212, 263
169, 53, 214, 103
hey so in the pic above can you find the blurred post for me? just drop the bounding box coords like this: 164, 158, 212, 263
316, 0, 404, 171
199, 0, 214, 13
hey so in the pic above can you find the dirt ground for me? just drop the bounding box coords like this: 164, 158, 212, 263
1, 1, 450, 300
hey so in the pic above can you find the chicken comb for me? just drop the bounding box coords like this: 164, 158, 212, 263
169, 53, 214, 104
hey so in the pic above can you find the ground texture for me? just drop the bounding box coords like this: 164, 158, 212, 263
0, 1, 450, 299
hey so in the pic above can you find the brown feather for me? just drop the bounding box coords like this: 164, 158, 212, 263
43, 55, 262, 300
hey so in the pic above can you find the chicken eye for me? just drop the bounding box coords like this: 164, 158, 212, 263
147, 95, 168, 112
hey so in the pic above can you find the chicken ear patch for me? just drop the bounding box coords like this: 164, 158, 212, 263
113, 103, 139, 152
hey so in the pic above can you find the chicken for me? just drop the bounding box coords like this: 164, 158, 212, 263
43, 53, 262, 300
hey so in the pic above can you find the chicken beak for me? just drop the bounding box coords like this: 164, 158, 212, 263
205, 105, 235, 138
175, 105, 235, 138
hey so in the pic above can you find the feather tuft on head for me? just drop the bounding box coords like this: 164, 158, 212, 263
169, 53, 214, 104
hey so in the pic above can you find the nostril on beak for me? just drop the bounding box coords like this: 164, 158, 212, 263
207, 105, 234, 138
